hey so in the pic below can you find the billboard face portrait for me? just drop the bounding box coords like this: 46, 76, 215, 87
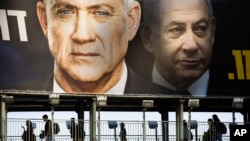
36, 0, 141, 94
139, 0, 216, 96
129, 0, 250, 96
1, 0, 250, 96
130, 0, 249, 96
0, 0, 173, 95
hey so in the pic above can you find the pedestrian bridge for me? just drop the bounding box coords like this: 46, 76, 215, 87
4, 118, 235, 141
1, 90, 249, 141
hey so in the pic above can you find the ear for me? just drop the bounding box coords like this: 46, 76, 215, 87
127, 1, 141, 41
37, 1, 48, 38
139, 23, 154, 53
210, 16, 217, 45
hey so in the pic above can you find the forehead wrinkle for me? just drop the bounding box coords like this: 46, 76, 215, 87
195, 18, 209, 26
51, 2, 77, 11
49, 0, 122, 15
168, 21, 185, 27
156, 0, 209, 19
168, 17, 209, 26
86, 4, 115, 13
163, 9, 209, 25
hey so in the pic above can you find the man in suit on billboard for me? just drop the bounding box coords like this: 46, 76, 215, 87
139, 0, 216, 96
35, 0, 173, 94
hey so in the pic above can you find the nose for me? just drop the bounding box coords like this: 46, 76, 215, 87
72, 11, 96, 43
182, 31, 199, 52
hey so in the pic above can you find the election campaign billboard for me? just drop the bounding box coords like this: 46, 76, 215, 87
0, 0, 249, 96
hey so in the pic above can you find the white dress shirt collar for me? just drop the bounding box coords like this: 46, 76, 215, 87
152, 64, 209, 97
106, 63, 127, 95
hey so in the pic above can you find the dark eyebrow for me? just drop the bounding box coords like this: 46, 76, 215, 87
167, 18, 209, 28
168, 21, 185, 27
194, 18, 209, 26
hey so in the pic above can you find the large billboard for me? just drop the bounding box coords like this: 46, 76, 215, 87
0, 0, 249, 96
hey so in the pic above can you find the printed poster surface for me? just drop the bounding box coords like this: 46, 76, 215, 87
0, 0, 249, 96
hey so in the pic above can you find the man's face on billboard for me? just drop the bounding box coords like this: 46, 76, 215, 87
148, 0, 216, 89
37, 0, 139, 91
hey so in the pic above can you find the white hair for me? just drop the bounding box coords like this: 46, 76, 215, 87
125, 0, 135, 10
44, 0, 135, 11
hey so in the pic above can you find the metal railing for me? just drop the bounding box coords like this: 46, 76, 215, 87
3, 118, 236, 141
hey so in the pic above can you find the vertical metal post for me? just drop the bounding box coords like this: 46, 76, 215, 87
155, 128, 158, 141
51, 107, 55, 141
188, 109, 191, 141
98, 109, 101, 141
161, 111, 169, 141
176, 99, 185, 141
77, 111, 85, 141
77, 100, 85, 141
0, 98, 6, 141
0, 95, 12, 141
114, 128, 117, 141
90, 98, 97, 141
143, 108, 146, 141
232, 111, 236, 123
48, 93, 59, 141
176, 106, 179, 141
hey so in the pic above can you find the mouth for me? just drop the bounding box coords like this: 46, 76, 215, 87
71, 52, 99, 57
179, 60, 201, 67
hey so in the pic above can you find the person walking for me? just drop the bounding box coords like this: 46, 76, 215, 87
42, 114, 52, 141
119, 122, 127, 141
22, 120, 36, 141
212, 114, 227, 141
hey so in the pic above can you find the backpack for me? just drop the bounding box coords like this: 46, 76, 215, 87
219, 122, 227, 134
22, 130, 36, 141
202, 131, 207, 141
54, 123, 60, 134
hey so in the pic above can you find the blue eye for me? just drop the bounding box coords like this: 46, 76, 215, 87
62, 10, 72, 14
57, 9, 73, 16
95, 10, 110, 17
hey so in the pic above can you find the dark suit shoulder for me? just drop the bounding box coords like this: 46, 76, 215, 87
124, 66, 176, 95
7, 73, 53, 91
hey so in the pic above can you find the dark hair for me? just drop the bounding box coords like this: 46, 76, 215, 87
212, 114, 221, 122
120, 122, 125, 128
183, 120, 187, 126
142, 0, 213, 26
208, 118, 213, 122
71, 117, 76, 122
26, 120, 33, 129
42, 114, 48, 118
